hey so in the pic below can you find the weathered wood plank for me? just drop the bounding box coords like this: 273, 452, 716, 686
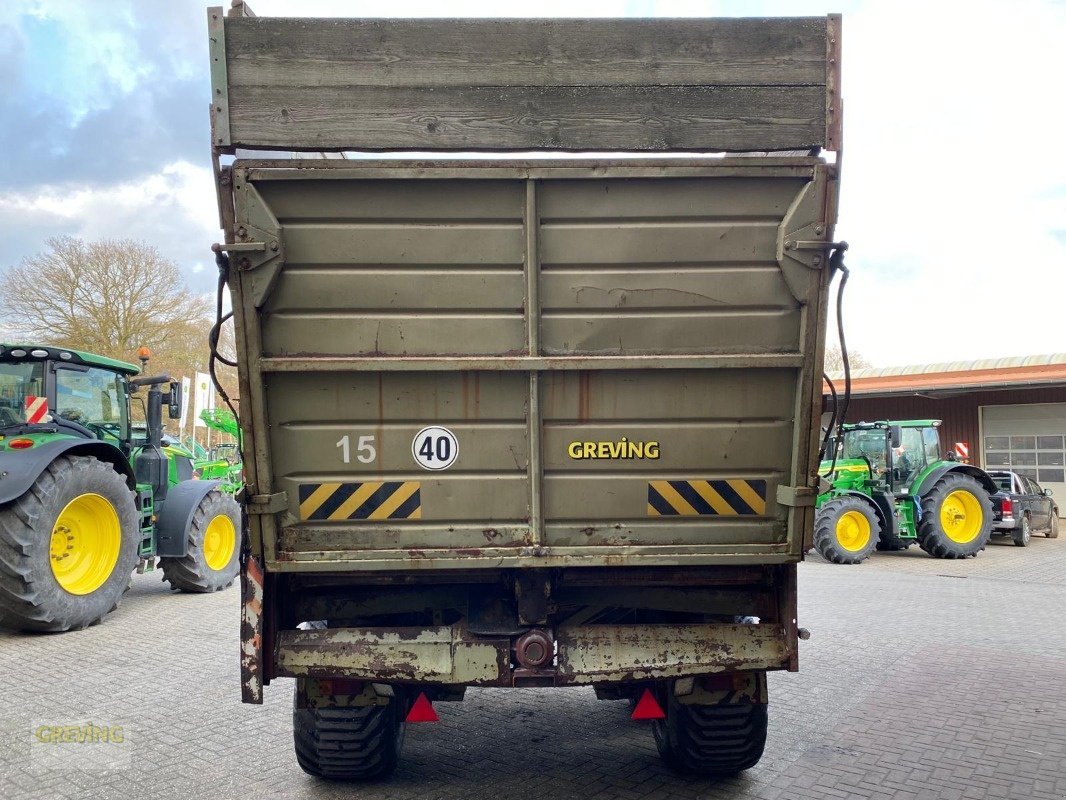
226, 17, 828, 89
227, 84, 826, 152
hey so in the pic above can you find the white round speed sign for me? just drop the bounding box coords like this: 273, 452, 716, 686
412, 426, 458, 471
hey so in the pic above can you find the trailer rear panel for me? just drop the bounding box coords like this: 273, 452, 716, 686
232, 159, 832, 572
210, 11, 842, 746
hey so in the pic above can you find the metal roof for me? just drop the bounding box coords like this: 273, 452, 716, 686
830, 353, 1066, 382
826, 353, 1066, 396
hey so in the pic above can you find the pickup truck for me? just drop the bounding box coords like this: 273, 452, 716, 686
988, 470, 1060, 546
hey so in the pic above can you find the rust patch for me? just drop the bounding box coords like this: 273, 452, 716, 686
482, 528, 500, 542
454, 548, 483, 557
580, 527, 597, 536
577, 371, 591, 423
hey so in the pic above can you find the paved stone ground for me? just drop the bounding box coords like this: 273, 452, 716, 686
2, 536, 1064, 800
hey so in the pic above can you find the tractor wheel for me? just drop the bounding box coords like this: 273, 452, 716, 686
653, 677, 768, 775
0, 455, 138, 632
159, 491, 241, 592
813, 496, 880, 564
1012, 514, 1031, 547
1048, 513, 1060, 539
916, 473, 992, 559
293, 681, 406, 780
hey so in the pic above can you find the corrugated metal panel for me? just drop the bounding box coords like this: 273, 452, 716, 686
230, 160, 835, 571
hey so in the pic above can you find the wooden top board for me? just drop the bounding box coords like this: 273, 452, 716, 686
208, 10, 841, 153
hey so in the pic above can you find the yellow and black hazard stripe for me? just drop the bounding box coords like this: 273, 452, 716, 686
647, 479, 767, 517
298, 481, 421, 521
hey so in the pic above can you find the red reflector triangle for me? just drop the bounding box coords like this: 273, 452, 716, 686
405, 692, 439, 723
631, 688, 665, 720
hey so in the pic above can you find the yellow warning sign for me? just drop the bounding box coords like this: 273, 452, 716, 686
298, 481, 422, 521
647, 479, 767, 516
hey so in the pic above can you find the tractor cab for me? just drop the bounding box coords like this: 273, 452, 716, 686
826, 420, 945, 495
0, 344, 182, 503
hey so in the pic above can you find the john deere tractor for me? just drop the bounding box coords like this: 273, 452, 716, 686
0, 343, 242, 632
814, 420, 997, 564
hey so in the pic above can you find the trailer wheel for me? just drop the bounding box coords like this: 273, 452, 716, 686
159, 491, 241, 592
293, 682, 406, 780
917, 473, 992, 558
653, 678, 768, 775
1012, 514, 1031, 547
813, 496, 880, 564
0, 455, 138, 632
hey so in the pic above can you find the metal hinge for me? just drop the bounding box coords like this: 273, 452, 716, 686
776, 485, 817, 507
783, 239, 846, 254
245, 492, 288, 515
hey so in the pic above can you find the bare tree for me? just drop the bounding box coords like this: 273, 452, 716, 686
1, 237, 211, 361
0, 237, 231, 435
823, 344, 873, 374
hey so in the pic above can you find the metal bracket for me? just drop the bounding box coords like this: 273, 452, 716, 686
783, 239, 844, 255
231, 171, 285, 305
776, 485, 817, 507
246, 492, 288, 515
215, 241, 269, 254
776, 179, 831, 302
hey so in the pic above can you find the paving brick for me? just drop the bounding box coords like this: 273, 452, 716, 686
2, 540, 1065, 800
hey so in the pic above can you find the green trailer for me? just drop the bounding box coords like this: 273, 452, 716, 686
814, 420, 998, 564
0, 344, 242, 632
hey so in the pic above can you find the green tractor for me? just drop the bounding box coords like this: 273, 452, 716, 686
191, 408, 243, 493
0, 343, 242, 632
814, 419, 997, 564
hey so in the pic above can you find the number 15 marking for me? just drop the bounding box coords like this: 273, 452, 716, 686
336, 434, 377, 464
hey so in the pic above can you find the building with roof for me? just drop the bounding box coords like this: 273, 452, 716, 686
826, 354, 1066, 500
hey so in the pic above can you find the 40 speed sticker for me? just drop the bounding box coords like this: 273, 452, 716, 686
412, 426, 458, 471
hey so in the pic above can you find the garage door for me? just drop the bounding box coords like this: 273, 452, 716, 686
983, 403, 1066, 512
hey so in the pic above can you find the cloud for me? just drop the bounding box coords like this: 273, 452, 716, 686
0, 161, 221, 292
829, 0, 1066, 366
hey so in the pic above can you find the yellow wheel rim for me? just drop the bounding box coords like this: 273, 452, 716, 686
940, 489, 983, 543
836, 510, 872, 552
203, 513, 236, 571
49, 493, 121, 595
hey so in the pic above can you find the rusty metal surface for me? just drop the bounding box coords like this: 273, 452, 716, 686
275, 625, 509, 685
273, 621, 788, 686
556, 623, 789, 683
239, 555, 265, 703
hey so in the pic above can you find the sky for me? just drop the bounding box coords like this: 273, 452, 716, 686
1, 0, 1064, 367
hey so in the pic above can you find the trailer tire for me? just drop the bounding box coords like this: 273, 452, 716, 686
293, 685, 406, 780
1048, 513, 1059, 538
917, 473, 992, 559
159, 491, 241, 592
813, 496, 880, 564
0, 455, 138, 632
653, 684, 768, 775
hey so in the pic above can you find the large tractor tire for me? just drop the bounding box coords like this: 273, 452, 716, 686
653, 676, 768, 775
293, 682, 406, 780
813, 496, 880, 564
917, 473, 992, 558
159, 491, 241, 592
0, 455, 138, 632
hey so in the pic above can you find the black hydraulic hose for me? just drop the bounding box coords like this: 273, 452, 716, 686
819, 372, 838, 463
208, 245, 240, 424
819, 242, 850, 479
